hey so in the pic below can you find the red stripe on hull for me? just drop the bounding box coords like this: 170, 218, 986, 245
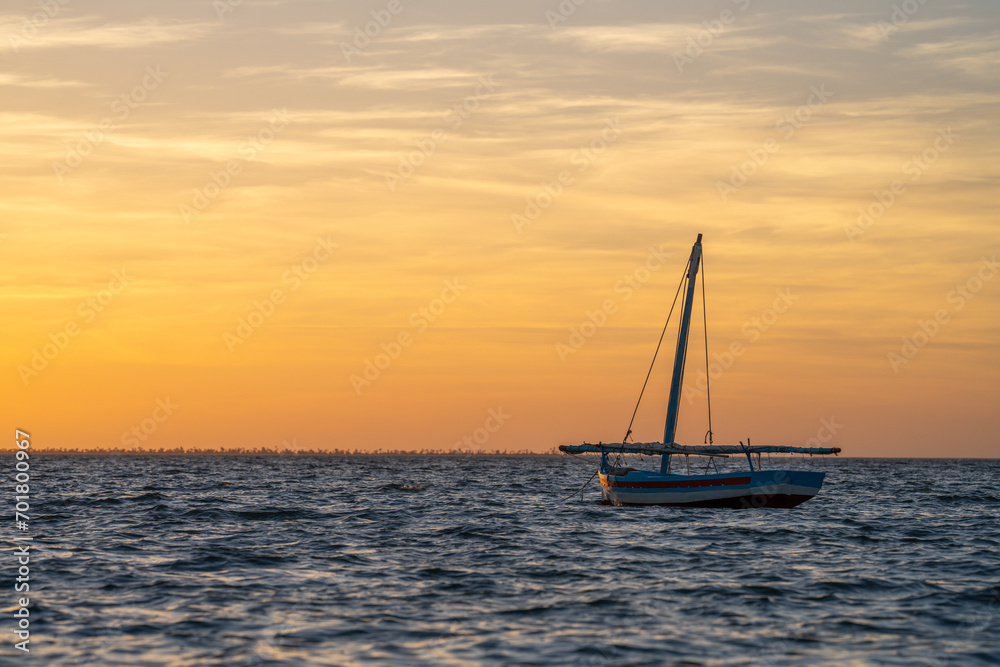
606, 476, 751, 490
612, 493, 816, 509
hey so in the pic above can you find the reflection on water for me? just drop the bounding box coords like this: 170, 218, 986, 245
26, 455, 1000, 666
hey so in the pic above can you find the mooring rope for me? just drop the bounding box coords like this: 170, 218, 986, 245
562, 466, 600, 503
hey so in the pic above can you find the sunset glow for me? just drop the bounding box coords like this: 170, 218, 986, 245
4, 1, 998, 456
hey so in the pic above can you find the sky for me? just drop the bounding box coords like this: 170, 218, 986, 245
2, 0, 998, 456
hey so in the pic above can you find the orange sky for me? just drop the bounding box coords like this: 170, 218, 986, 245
3, 1, 998, 456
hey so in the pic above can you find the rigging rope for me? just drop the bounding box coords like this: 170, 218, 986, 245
701, 250, 713, 445
585, 242, 717, 492
621, 259, 691, 452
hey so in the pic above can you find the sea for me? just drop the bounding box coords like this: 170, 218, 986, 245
17, 455, 1000, 666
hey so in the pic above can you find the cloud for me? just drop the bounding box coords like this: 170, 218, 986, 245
896, 32, 1000, 78
547, 23, 729, 53
224, 63, 482, 90
339, 67, 484, 90
270, 21, 346, 36
394, 24, 535, 43
2, 16, 214, 52
0, 72, 89, 88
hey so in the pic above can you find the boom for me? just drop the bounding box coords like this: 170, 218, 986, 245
560, 443, 841, 456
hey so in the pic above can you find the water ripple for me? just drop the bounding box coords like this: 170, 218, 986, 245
21, 455, 1000, 666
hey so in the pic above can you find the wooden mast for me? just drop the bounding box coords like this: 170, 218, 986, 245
660, 233, 702, 473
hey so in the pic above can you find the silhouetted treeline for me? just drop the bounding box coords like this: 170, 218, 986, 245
24, 447, 561, 456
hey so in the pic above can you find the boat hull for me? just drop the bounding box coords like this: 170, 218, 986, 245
599, 469, 826, 509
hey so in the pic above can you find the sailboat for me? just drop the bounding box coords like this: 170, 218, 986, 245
559, 234, 840, 508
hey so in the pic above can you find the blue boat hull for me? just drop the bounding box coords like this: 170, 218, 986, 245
599, 469, 826, 508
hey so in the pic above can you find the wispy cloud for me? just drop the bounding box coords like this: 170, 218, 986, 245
2, 16, 214, 51
224, 63, 482, 90
0, 72, 89, 88
897, 32, 1000, 78
271, 21, 347, 36
339, 67, 483, 90
394, 24, 535, 43
547, 23, 732, 53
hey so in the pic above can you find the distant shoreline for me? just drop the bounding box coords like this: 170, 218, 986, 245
6, 450, 998, 460
12, 448, 562, 456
